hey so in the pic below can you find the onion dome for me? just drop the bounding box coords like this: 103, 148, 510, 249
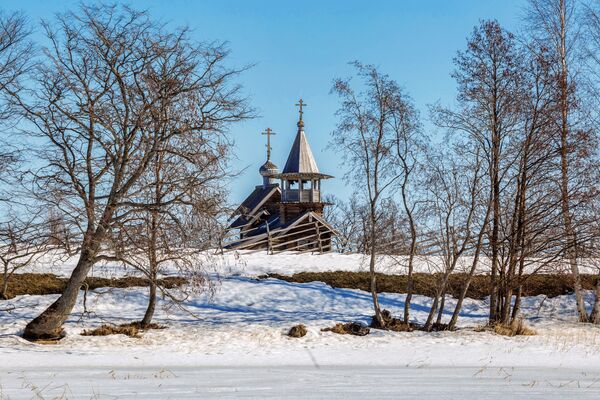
259, 160, 279, 177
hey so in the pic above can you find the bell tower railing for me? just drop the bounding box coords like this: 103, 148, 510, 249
281, 188, 320, 203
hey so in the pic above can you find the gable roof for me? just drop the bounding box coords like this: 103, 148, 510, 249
229, 184, 280, 228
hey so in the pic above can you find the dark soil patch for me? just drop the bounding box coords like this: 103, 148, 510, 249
0, 273, 187, 300
81, 321, 166, 338
264, 271, 598, 299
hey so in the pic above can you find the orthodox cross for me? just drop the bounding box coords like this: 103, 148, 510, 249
262, 127, 276, 161
295, 98, 307, 124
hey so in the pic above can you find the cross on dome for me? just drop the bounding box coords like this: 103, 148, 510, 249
261, 127, 276, 161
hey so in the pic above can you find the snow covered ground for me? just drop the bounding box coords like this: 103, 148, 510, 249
2, 252, 600, 399
21, 249, 600, 278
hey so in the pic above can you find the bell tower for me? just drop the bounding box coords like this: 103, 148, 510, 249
275, 99, 333, 225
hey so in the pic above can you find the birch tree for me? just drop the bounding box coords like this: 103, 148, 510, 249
432, 20, 522, 323
331, 62, 422, 328
526, 0, 600, 322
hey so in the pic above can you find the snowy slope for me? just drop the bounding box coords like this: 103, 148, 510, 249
2, 252, 600, 398
20, 249, 600, 278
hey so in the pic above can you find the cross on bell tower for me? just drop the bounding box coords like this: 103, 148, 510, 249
295, 98, 307, 128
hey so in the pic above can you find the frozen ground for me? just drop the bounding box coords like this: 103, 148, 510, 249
2, 253, 600, 399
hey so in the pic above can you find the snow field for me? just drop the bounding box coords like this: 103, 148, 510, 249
2, 252, 600, 398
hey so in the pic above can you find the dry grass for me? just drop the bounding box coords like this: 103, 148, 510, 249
323, 323, 350, 334
370, 309, 412, 332
321, 322, 370, 336
474, 319, 537, 336
493, 319, 537, 336
82, 324, 141, 338
81, 321, 166, 338
265, 271, 598, 299
287, 324, 307, 338
0, 273, 187, 299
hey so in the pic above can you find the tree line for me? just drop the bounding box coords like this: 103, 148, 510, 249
327, 0, 600, 329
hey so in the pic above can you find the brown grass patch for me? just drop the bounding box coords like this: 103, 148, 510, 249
0, 273, 187, 299
82, 324, 141, 338
81, 321, 166, 338
264, 271, 597, 299
474, 320, 537, 336
492, 319, 537, 336
370, 309, 412, 332
288, 324, 307, 338
321, 322, 370, 336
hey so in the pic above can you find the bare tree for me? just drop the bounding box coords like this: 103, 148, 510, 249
0, 11, 31, 196
108, 107, 231, 328
390, 88, 425, 325
422, 147, 485, 331
0, 209, 58, 299
331, 62, 422, 328
432, 20, 522, 323
583, 0, 600, 103
4, 4, 251, 340
526, 0, 600, 322
323, 194, 367, 253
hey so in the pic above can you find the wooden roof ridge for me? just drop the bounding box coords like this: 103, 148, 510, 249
281, 126, 320, 175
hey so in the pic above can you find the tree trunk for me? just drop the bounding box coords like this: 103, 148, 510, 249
424, 273, 449, 331
403, 251, 415, 325
23, 246, 97, 340
424, 292, 439, 331
554, 0, 589, 323
1, 272, 8, 300
1, 262, 9, 299
448, 201, 492, 331
511, 285, 522, 322
490, 147, 500, 323
24, 220, 107, 340
370, 248, 384, 327
369, 205, 384, 328
141, 208, 159, 328
448, 268, 476, 330
402, 182, 416, 326
141, 277, 157, 328
436, 289, 446, 326
590, 277, 600, 324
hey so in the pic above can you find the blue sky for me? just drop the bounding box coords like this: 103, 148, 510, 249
8, 0, 524, 203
